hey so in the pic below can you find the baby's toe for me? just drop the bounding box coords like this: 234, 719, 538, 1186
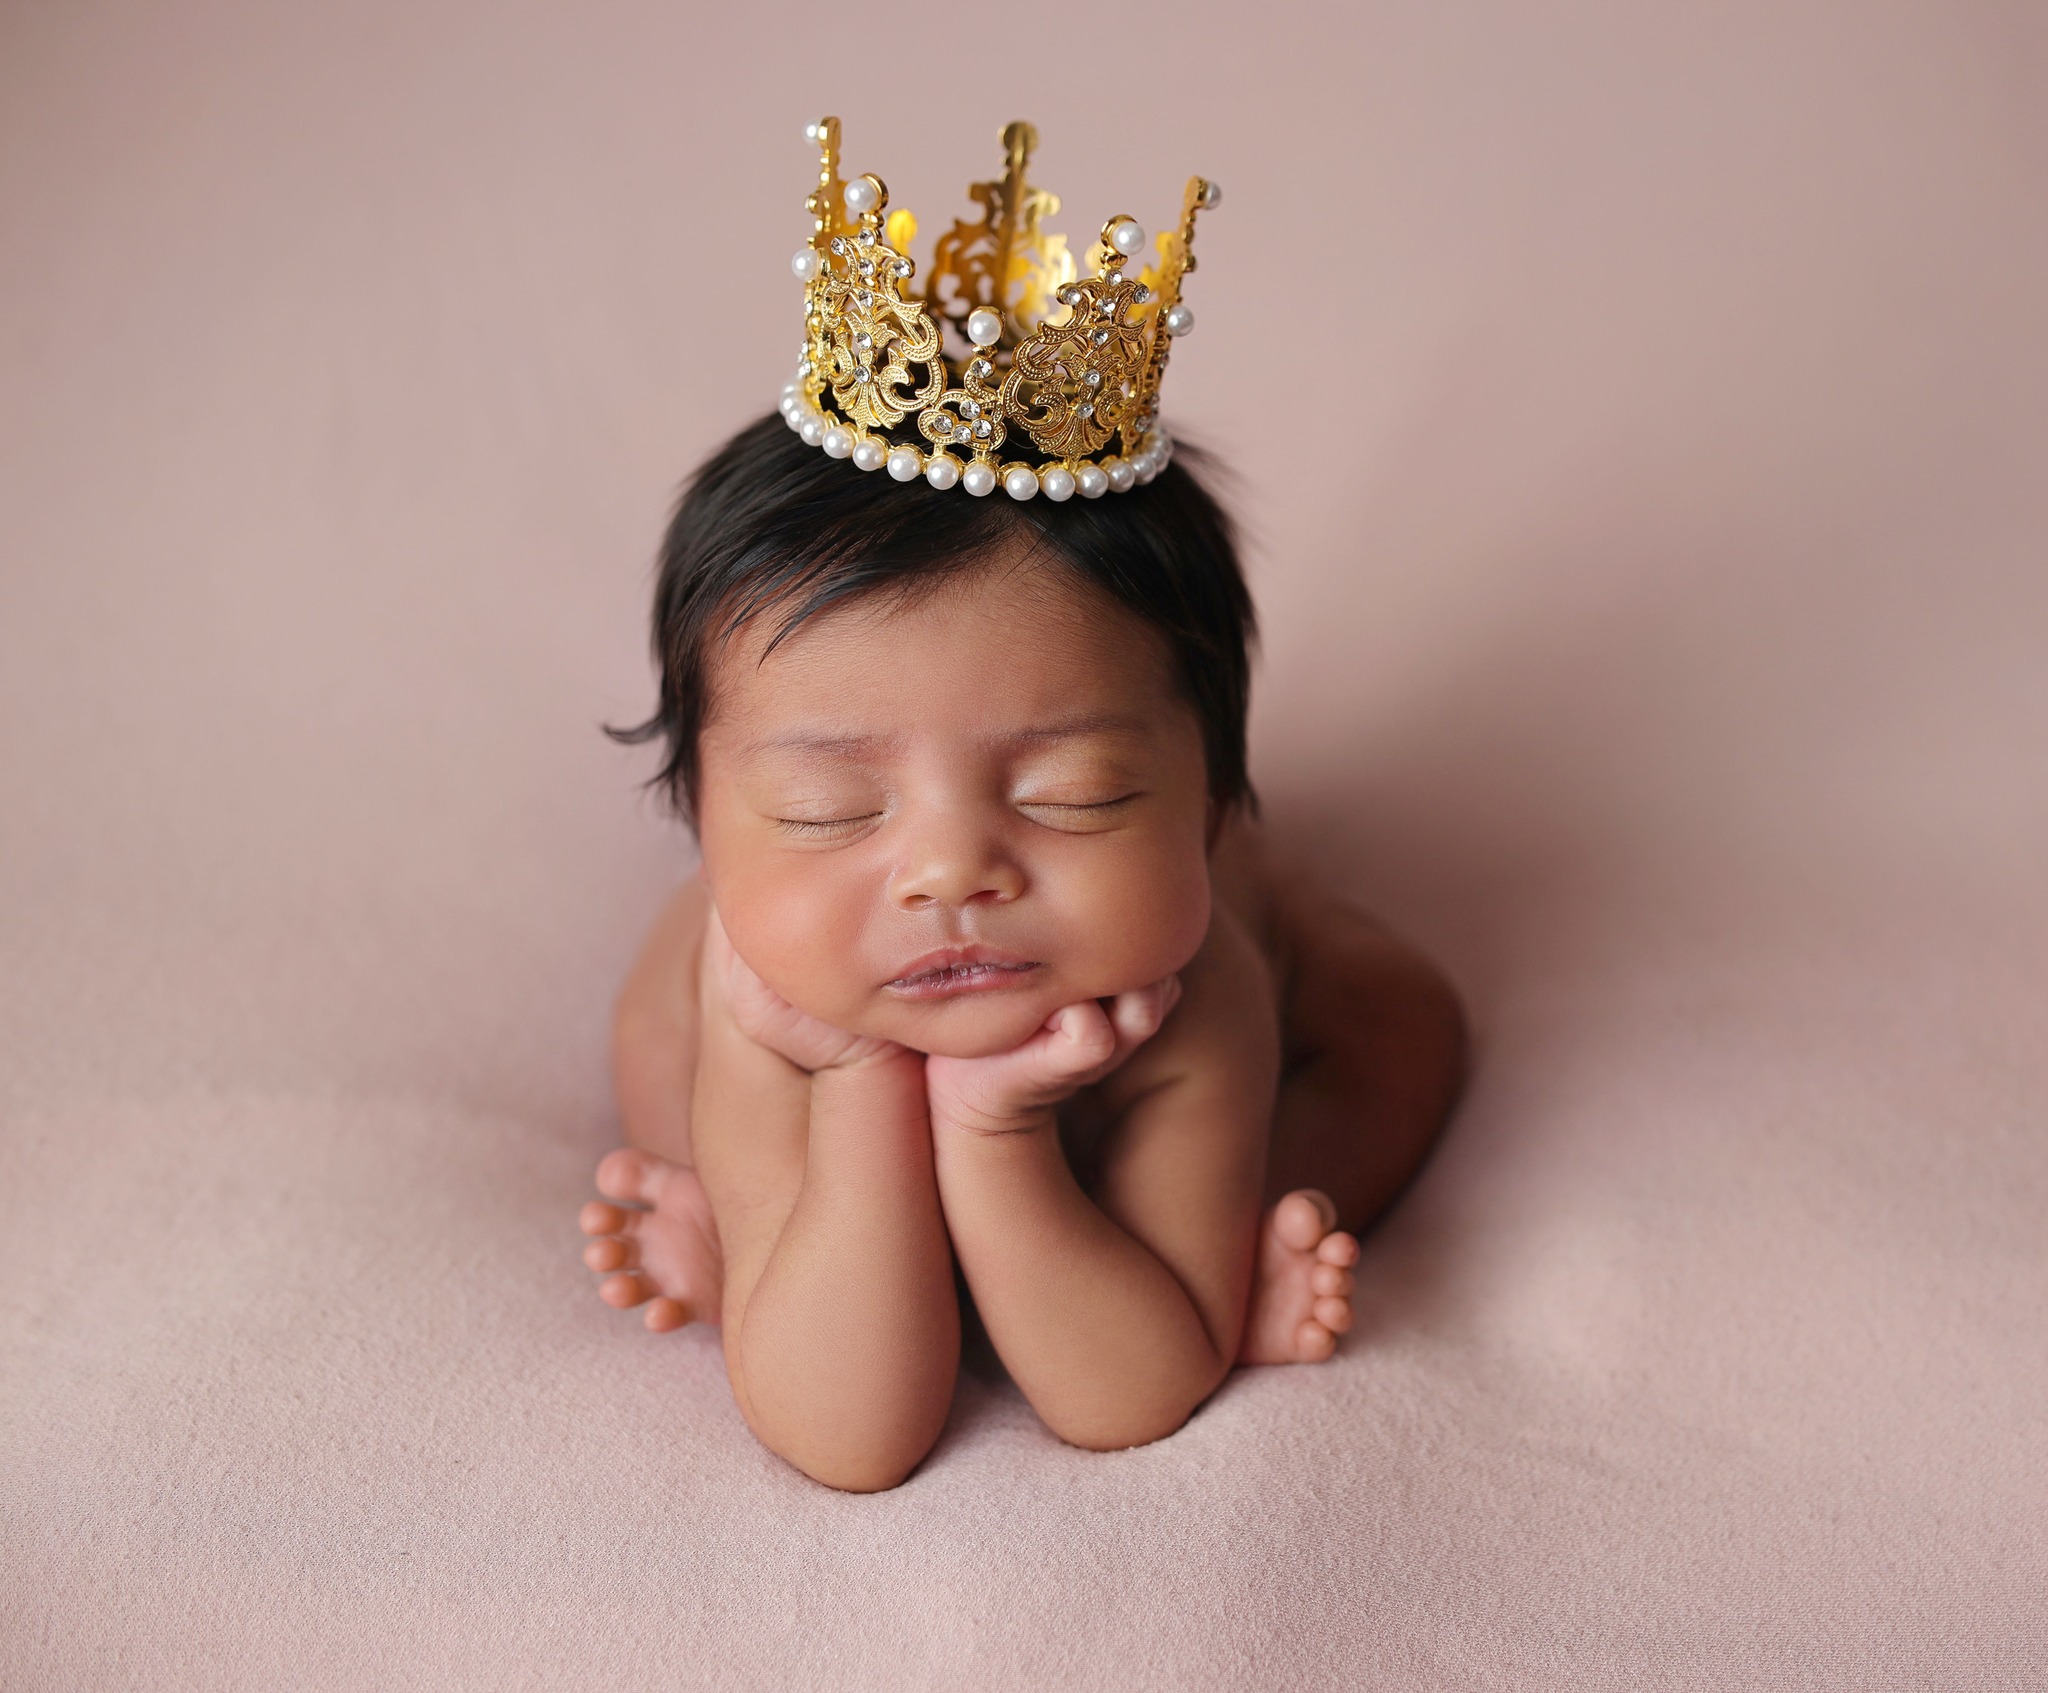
1294, 1318, 1337, 1363
1273, 1189, 1338, 1253
596, 1147, 673, 1207
580, 1200, 630, 1236
583, 1235, 635, 1273
644, 1297, 691, 1332
1315, 1230, 1360, 1268
1310, 1261, 1353, 1299
1312, 1295, 1353, 1335
599, 1271, 656, 1309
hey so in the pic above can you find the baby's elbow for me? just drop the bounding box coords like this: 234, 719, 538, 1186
1042, 1375, 1217, 1455
789, 1438, 932, 1494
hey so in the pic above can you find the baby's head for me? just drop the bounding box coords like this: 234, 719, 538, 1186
618, 415, 1255, 1059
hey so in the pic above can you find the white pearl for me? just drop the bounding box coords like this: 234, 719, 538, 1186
852, 438, 887, 471
784, 403, 806, 432
924, 454, 961, 490
887, 446, 923, 481
792, 249, 822, 282
1110, 220, 1146, 257
822, 426, 854, 459
1200, 180, 1223, 209
1004, 466, 1040, 500
844, 177, 879, 216
1164, 304, 1194, 337
1104, 457, 1135, 493
804, 120, 821, 143
962, 462, 997, 497
1135, 451, 1160, 483
799, 414, 828, 447
1076, 464, 1109, 499
1040, 466, 1076, 502
966, 309, 1002, 348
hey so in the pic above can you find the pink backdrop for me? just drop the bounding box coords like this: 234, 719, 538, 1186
3, 2, 2044, 1687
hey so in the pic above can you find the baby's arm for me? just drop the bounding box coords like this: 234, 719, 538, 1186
691, 915, 959, 1492
929, 910, 1279, 1450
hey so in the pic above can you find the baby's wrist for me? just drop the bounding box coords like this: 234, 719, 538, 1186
928, 1095, 1061, 1139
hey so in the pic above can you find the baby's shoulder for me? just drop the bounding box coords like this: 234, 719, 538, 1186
1093, 897, 1282, 1116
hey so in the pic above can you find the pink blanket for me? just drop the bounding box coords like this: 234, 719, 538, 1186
4, 2, 2043, 1685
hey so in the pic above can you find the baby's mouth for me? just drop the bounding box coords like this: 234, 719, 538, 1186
884, 949, 1041, 999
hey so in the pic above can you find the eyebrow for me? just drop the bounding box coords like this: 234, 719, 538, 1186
739, 714, 1147, 759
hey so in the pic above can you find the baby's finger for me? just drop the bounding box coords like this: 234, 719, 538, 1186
1044, 1000, 1118, 1076
1108, 974, 1182, 1051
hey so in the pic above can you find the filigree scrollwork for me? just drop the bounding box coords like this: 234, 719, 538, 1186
925, 121, 1076, 358
917, 354, 1008, 460
812, 210, 945, 432
1004, 274, 1151, 458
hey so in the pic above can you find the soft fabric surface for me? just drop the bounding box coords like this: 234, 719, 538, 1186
3, 3, 2044, 1687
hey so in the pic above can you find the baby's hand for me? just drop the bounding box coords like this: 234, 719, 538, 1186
708, 908, 902, 1074
925, 977, 1182, 1136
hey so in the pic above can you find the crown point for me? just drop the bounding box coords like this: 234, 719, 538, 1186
966, 309, 1003, 348
1200, 179, 1223, 208
1164, 304, 1195, 337
962, 463, 998, 497
804, 121, 820, 142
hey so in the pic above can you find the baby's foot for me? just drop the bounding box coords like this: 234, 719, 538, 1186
578, 1147, 723, 1332
1236, 1189, 1360, 1365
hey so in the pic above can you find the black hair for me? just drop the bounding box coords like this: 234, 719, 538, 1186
609, 412, 1257, 826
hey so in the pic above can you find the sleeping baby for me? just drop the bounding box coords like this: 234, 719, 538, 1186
577, 122, 1465, 1490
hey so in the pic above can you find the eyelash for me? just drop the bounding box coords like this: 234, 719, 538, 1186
771, 795, 1140, 837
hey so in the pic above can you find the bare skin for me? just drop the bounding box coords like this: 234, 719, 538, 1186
579, 555, 1467, 1488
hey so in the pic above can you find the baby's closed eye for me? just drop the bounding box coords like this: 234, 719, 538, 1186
1014, 791, 1144, 832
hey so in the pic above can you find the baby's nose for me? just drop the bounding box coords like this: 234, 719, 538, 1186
887, 828, 1026, 910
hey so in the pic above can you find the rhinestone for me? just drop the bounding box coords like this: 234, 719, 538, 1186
1077, 403, 1094, 419
830, 237, 847, 255
857, 290, 873, 308
1091, 328, 1110, 347
973, 420, 992, 438
1084, 371, 1102, 388
859, 261, 874, 278
856, 229, 875, 247
969, 360, 991, 379
854, 332, 872, 350
855, 367, 870, 382
1097, 298, 1114, 316
894, 259, 912, 277
961, 400, 980, 419
1133, 285, 1151, 304
1059, 287, 1080, 305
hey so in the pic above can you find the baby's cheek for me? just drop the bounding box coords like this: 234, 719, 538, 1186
715, 866, 872, 1023
1067, 848, 1212, 994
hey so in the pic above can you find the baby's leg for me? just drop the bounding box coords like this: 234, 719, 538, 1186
1214, 821, 1469, 1363
579, 876, 722, 1331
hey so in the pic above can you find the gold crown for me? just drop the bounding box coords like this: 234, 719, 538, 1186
778, 116, 1220, 500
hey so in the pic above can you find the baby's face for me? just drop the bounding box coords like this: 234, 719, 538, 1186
695, 549, 1215, 1059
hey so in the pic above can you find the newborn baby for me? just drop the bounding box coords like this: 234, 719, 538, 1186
580, 416, 1466, 1490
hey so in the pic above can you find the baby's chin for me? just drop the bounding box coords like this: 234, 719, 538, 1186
858, 991, 1068, 1061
